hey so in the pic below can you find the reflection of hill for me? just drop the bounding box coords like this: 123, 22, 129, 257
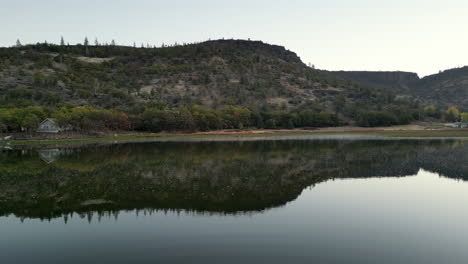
0, 139, 466, 220
417, 141, 468, 180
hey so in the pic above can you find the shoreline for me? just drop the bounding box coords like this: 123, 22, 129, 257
2, 125, 468, 146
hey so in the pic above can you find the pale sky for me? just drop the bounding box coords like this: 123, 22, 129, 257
1, 0, 467, 77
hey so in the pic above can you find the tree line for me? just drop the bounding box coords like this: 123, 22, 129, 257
355, 105, 468, 127
1, 104, 466, 134
0, 106, 129, 133
0, 105, 342, 133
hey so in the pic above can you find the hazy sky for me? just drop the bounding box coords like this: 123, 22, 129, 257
1, 0, 467, 77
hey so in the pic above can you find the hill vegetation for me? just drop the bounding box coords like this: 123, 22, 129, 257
0, 39, 466, 133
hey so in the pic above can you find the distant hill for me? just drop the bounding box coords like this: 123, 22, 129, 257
412, 67, 468, 109
332, 68, 468, 110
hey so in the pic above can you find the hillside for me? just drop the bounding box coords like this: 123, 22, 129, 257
0, 39, 463, 132
0, 40, 408, 111
332, 68, 468, 110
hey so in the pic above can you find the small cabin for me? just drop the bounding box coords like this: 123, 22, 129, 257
37, 118, 61, 133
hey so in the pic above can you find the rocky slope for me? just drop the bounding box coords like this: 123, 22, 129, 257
0, 40, 410, 114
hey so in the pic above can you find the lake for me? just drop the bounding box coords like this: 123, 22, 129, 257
1, 138, 468, 263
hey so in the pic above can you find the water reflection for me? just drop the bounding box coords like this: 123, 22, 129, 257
0, 139, 467, 221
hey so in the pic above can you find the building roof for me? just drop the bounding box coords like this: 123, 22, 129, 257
39, 118, 57, 125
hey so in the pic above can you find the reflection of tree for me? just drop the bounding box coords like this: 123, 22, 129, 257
0, 139, 467, 221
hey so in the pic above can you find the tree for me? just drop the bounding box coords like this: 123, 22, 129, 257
252, 111, 264, 128
461, 112, 468, 122
15, 39, 22, 47
287, 118, 295, 129
424, 105, 440, 119
0, 123, 7, 133
59, 36, 65, 64
94, 38, 99, 46
356, 111, 398, 127
84, 37, 89, 56
333, 95, 346, 112
265, 119, 276, 129
111, 39, 116, 46
21, 114, 40, 133
445, 106, 460, 122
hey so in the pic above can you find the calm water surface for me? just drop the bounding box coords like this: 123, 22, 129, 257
1, 139, 468, 263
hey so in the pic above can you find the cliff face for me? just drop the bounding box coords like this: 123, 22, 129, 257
332, 71, 420, 92
210, 40, 305, 66
333, 68, 468, 109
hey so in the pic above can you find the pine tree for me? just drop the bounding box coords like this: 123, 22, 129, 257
84, 37, 89, 56
15, 39, 22, 47
59, 36, 65, 64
